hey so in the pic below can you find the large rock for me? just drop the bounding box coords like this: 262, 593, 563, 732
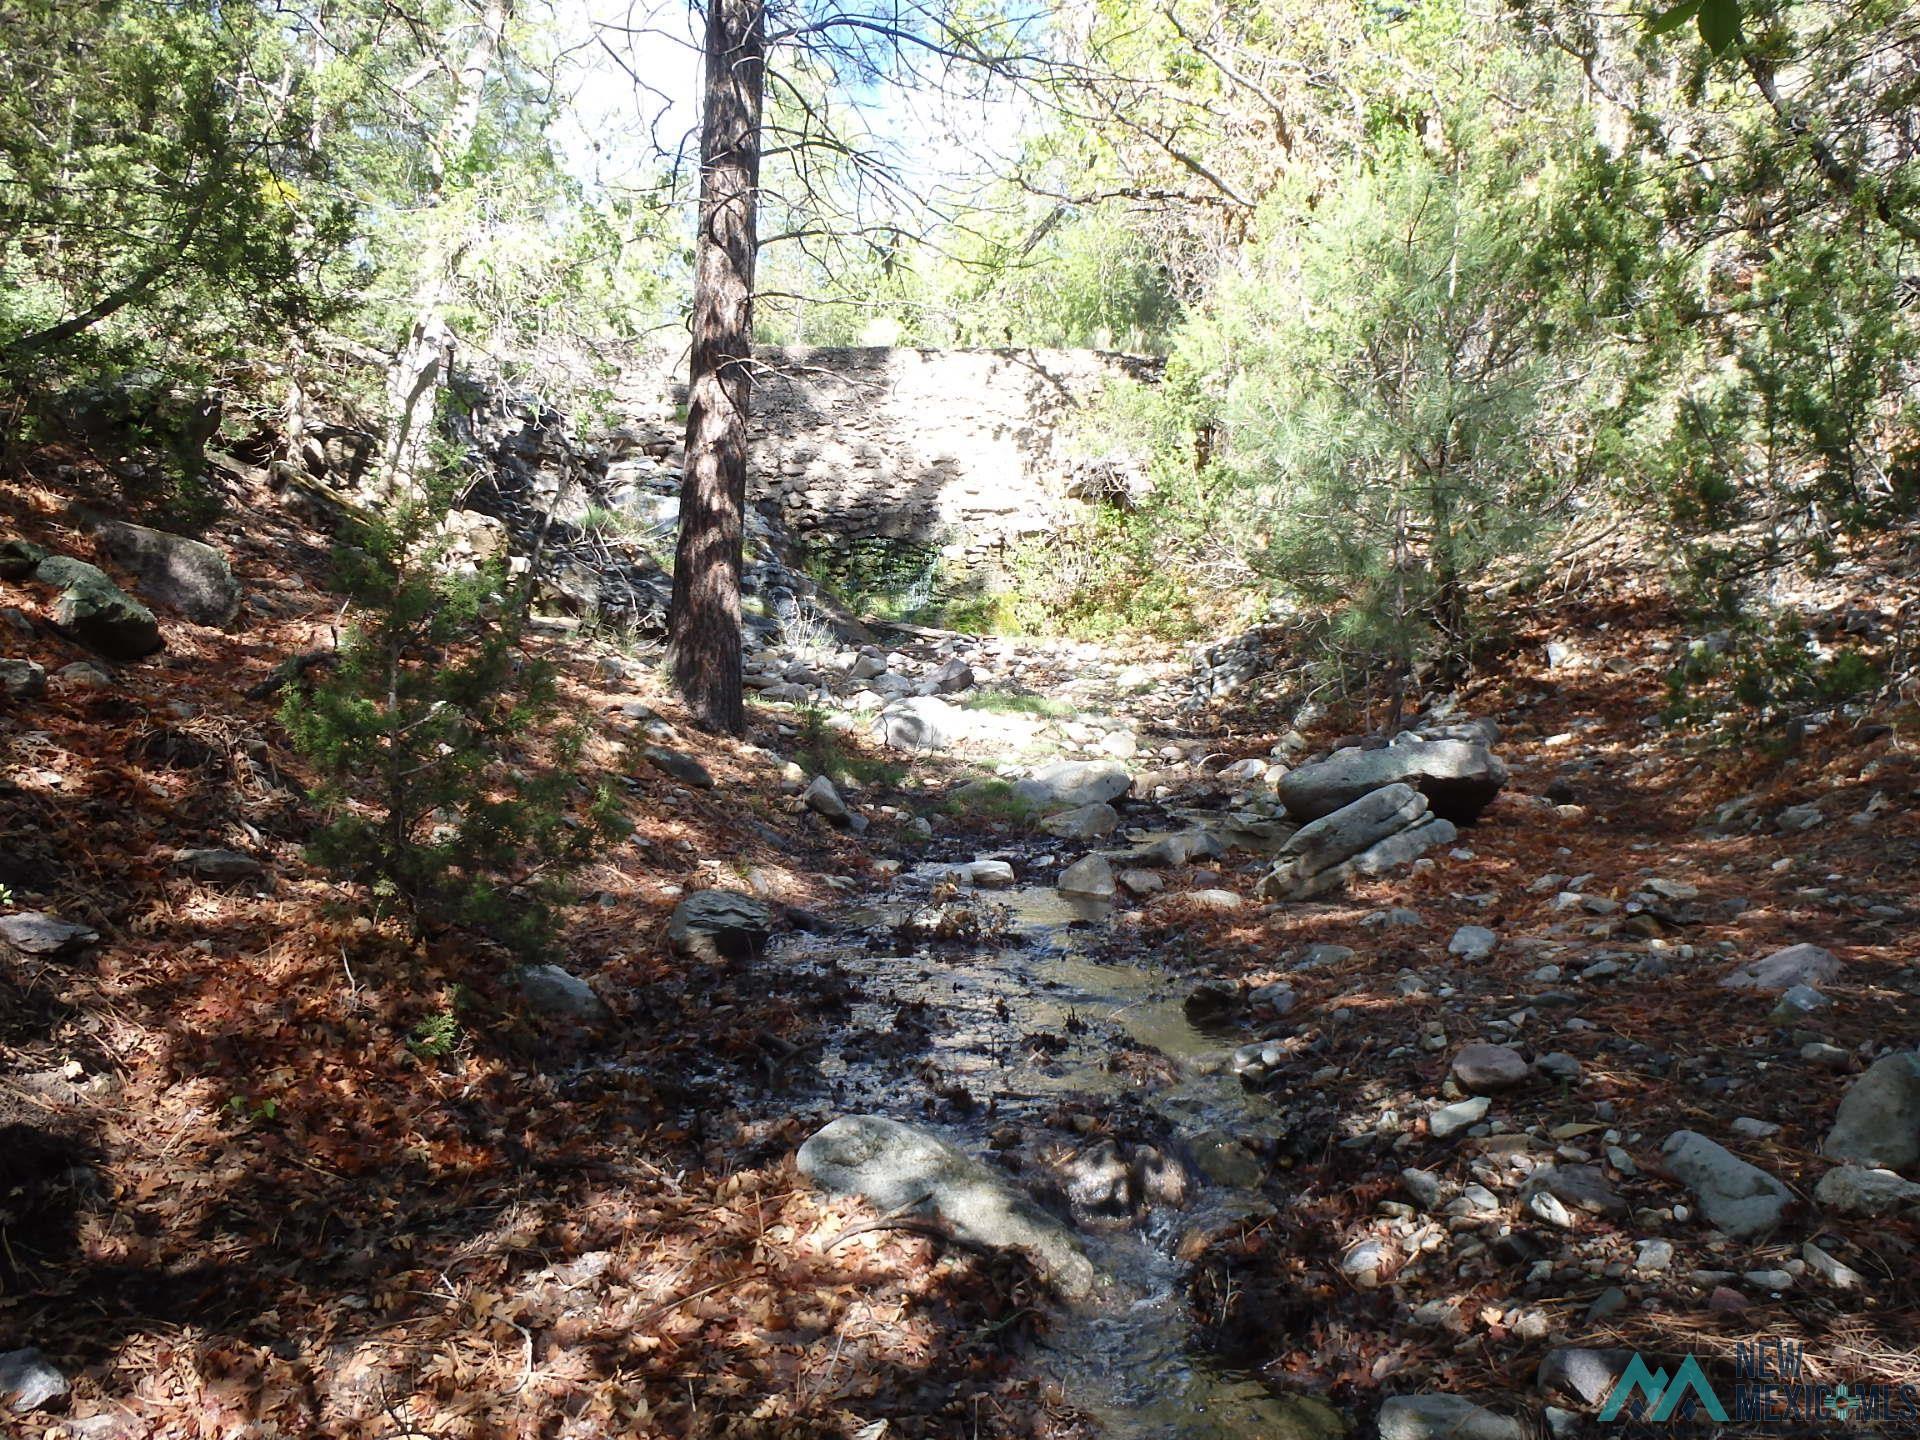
642, 746, 715, 790
803, 774, 852, 822
798, 1115, 1094, 1296
1430, 1096, 1490, 1138
54, 660, 113, 690
1530, 1164, 1627, 1218
1013, 760, 1131, 812
930, 657, 974, 693
519, 964, 611, 1023
0, 658, 45, 698
1452, 1044, 1530, 1093
1815, 1165, 1920, 1216
1661, 1130, 1791, 1237
666, 890, 777, 962
0, 539, 49, 580
1057, 854, 1116, 899
1539, 1348, 1634, 1407
1377, 1394, 1528, 1440
0, 1346, 68, 1415
91, 519, 240, 625
173, 847, 264, 880
1280, 783, 1427, 874
1039, 801, 1118, 840
0, 911, 98, 957
1257, 784, 1456, 901
36, 556, 162, 660
1720, 943, 1842, 993
874, 695, 961, 752
1823, 1053, 1920, 1171
1448, 925, 1498, 962
1278, 736, 1508, 824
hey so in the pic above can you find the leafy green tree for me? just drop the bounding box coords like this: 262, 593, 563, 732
0, 0, 345, 364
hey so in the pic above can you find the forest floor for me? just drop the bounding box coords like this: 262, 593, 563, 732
2, 448, 1918, 1440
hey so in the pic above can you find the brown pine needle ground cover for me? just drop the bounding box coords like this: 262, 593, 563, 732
6, 440, 1919, 1438
0, 454, 1083, 1439
1109, 564, 1920, 1419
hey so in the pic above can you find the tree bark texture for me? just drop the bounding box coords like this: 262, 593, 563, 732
669, 0, 765, 734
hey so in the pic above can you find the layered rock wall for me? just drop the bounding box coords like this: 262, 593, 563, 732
616, 345, 1159, 564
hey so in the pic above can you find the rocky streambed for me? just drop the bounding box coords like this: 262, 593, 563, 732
665, 703, 1920, 1440
778, 879, 1351, 1440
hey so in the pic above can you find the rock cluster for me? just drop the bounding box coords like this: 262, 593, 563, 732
1257, 783, 1457, 901
1278, 726, 1509, 824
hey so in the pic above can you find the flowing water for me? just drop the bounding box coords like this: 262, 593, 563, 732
783, 885, 1347, 1440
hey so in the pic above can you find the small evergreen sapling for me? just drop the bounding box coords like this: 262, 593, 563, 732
282, 478, 623, 954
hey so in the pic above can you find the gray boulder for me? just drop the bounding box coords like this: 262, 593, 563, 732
1280, 783, 1427, 875
875, 695, 961, 752
803, 774, 852, 823
921, 859, 1015, 889
1452, 1044, 1529, 1093
1539, 1348, 1634, 1407
0, 912, 98, 957
1449, 925, 1498, 962
54, 660, 114, 689
1132, 828, 1228, 867
519, 964, 611, 1023
0, 658, 46, 698
1057, 854, 1116, 899
1257, 784, 1455, 901
0, 1347, 68, 1415
667, 889, 777, 962
1279, 736, 1508, 824
1345, 816, 1457, 876
1721, 943, 1842, 993
36, 556, 162, 660
1822, 1052, 1920, 1171
1013, 759, 1131, 812
174, 848, 264, 880
1430, 1096, 1490, 1138
1039, 801, 1118, 840
1377, 1394, 1528, 1440
797, 1115, 1094, 1296
1814, 1165, 1920, 1216
931, 656, 975, 693
1530, 1163, 1628, 1218
91, 519, 240, 625
1661, 1130, 1791, 1236
642, 746, 715, 789
0, 539, 49, 580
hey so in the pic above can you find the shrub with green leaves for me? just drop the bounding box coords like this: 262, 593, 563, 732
282, 480, 624, 956
1664, 618, 1883, 732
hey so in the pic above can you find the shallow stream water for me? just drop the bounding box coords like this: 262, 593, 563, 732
786, 885, 1347, 1440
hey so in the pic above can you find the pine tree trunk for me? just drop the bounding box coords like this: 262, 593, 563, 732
669, 0, 764, 734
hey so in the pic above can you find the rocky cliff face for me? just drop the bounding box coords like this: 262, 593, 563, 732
613, 344, 1160, 567
279, 344, 1158, 639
